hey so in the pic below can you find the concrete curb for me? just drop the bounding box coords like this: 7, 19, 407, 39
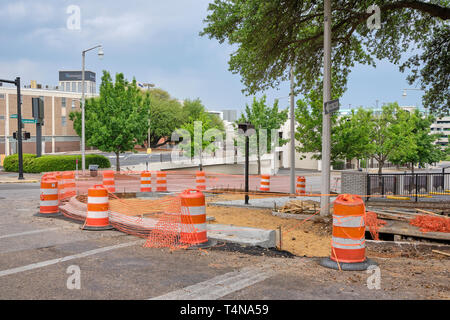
58, 196, 277, 249
0, 180, 39, 184
207, 224, 278, 249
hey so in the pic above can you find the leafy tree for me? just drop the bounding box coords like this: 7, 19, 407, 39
237, 95, 288, 174
294, 89, 340, 161
182, 98, 225, 131
366, 103, 415, 174
400, 26, 450, 116
146, 88, 184, 148
69, 71, 149, 171
334, 108, 375, 167
388, 109, 445, 172
201, 0, 450, 114
178, 112, 224, 170
175, 98, 226, 170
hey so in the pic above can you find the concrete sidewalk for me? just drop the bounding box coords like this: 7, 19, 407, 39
0, 171, 41, 183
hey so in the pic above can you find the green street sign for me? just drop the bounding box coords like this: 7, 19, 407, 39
22, 119, 37, 124
9, 115, 36, 123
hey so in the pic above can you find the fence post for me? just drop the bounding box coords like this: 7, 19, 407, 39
415, 173, 418, 202
366, 174, 370, 201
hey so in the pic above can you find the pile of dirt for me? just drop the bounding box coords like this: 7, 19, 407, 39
206, 205, 332, 258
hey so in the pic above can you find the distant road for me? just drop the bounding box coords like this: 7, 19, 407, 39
101, 152, 172, 166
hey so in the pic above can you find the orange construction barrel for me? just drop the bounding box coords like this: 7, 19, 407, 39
196, 171, 206, 190
140, 171, 152, 192
36, 177, 61, 217
81, 185, 113, 231
320, 194, 377, 271
179, 189, 216, 248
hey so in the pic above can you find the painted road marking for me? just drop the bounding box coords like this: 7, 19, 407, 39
150, 265, 275, 300
0, 240, 143, 278
0, 228, 59, 240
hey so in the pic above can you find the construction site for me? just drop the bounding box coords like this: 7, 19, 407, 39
0, 168, 447, 302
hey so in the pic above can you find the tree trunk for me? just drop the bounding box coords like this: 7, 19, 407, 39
378, 160, 383, 175
411, 162, 415, 174
115, 152, 120, 172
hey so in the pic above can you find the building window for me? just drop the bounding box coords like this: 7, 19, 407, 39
0, 94, 4, 99
62, 97, 66, 107
71, 100, 76, 109
72, 82, 76, 92
61, 116, 66, 127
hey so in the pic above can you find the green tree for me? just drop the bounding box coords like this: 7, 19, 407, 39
178, 112, 224, 170
237, 95, 288, 174
182, 98, 225, 131
69, 71, 149, 171
201, 0, 450, 114
294, 89, 341, 161
334, 108, 375, 168
389, 110, 445, 172
366, 103, 415, 174
145, 88, 184, 148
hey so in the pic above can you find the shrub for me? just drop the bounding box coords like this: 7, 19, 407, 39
2, 154, 110, 173
331, 160, 345, 170
3, 153, 36, 172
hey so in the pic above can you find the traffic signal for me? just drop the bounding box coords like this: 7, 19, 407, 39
32, 97, 44, 124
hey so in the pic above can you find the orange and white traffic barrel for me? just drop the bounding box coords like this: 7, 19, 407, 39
296, 176, 306, 195
260, 174, 270, 192
140, 171, 152, 192
179, 189, 215, 248
102, 170, 115, 193
320, 194, 377, 271
63, 171, 76, 199
81, 185, 113, 230
36, 177, 61, 217
156, 171, 167, 192
196, 171, 206, 190
54, 172, 64, 200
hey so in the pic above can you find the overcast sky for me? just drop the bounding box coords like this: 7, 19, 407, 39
0, 0, 425, 114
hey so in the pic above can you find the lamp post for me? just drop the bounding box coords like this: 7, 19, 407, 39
0, 77, 23, 179
142, 83, 155, 150
238, 123, 255, 205
81, 45, 103, 174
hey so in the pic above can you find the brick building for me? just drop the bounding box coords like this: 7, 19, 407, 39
0, 83, 97, 156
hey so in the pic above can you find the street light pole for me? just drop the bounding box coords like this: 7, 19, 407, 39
81, 45, 103, 174
320, 0, 332, 216
0, 77, 23, 179
289, 66, 296, 197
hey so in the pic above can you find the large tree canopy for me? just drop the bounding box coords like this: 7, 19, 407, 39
201, 0, 450, 114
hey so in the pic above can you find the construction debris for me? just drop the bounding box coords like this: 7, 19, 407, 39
432, 250, 450, 257
277, 200, 320, 215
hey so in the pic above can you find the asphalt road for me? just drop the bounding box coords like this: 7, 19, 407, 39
101, 152, 172, 167
0, 183, 448, 304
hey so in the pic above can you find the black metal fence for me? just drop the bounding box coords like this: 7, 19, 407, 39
366, 172, 450, 202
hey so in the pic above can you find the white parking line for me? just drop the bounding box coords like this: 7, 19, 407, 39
150, 264, 275, 300
0, 240, 143, 278
0, 228, 59, 240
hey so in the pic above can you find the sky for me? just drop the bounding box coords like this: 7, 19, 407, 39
0, 0, 426, 115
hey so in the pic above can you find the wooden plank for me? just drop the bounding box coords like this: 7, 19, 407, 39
370, 220, 450, 241
432, 250, 450, 257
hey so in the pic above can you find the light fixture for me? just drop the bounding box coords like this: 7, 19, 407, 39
98, 46, 104, 60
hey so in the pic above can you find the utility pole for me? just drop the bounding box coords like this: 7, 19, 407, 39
320, 0, 332, 216
289, 66, 296, 197
0, 77, 24, 179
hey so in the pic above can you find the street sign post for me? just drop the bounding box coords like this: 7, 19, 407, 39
324, 99, 340, 114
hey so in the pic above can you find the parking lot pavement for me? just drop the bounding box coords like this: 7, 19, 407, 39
1, 184, 447, 301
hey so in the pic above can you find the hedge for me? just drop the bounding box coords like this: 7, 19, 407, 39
3, 153, 110, 173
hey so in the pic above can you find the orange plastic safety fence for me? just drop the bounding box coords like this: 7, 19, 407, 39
409, 215, 450, 233
365, 211, 387, 241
